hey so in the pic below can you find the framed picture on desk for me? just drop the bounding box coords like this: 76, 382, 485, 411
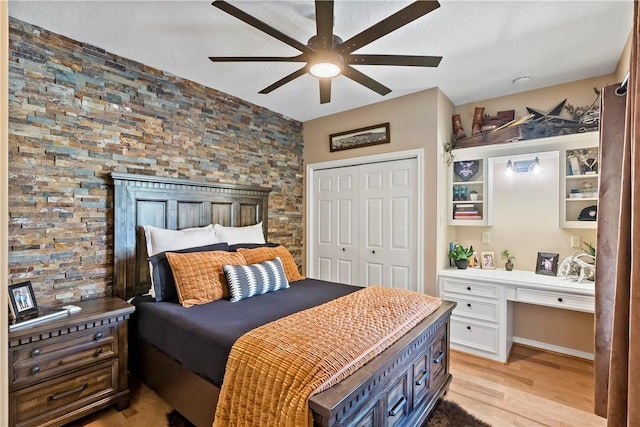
8, 281, 38, 320
536, 252, 559, 276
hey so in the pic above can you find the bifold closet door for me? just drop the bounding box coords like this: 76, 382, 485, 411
312, 166, 359, 285
358, 159, 417, 291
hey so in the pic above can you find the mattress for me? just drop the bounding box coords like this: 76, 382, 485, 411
130, 278, 360, 387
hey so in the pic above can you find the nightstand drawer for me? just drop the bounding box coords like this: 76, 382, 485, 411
444, 293, 498, 322
10, 360, 117, 427
10, 325, 117, 389
441, 278, 498, 300
516, 288, 595, 312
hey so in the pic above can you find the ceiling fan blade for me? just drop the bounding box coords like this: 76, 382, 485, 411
315, 1, 334, 50
339, 1, 441, 54
212, 1, 311, 53
209, 55, 306, 63
319, 79, 331, 104
347, 54, 442, 67
343, 66, 391, 96
259, 67, 308, 94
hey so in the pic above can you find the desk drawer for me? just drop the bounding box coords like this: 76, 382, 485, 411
10, 360, 117, 427
516, 288, 595, 312
441, 278, 498, 300
450, 319, 498, 354
444, 293, 498, 322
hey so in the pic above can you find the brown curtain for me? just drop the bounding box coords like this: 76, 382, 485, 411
594, 2, 640, 425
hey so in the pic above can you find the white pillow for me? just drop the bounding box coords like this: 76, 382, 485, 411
143, 224, 218, 257
213, 222, 266, 245
143, 224, 219, 297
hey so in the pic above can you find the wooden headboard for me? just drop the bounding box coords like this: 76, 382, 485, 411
111, 173, 271, 300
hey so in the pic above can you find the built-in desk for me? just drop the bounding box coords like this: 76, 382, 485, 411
438, 268, 595, 362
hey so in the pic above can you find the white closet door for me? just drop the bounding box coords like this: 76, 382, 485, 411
358, 159, 417, 291
313, 166, 359, 285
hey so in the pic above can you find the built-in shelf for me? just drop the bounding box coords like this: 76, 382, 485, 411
448, 157, 488, 226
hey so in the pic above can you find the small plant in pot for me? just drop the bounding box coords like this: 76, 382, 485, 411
449, 244, 474, 270
501, 249, 516, 271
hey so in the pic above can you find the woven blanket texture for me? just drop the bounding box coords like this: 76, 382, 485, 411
213, 286, 442, 427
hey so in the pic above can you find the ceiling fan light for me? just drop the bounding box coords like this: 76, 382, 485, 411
309, 62, 342, 78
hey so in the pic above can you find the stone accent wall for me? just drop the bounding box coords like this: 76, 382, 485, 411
8, 18, 303, 306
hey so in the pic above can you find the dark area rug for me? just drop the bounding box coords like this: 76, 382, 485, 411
167, 399, 490, 427
423, 399, 491, 426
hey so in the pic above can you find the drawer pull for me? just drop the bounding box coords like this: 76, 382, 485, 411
94, 332, 103, 340
94, 348, 103, 357
388, 396, 406, 416
467, 286, 471, 291
47, 383, 88, 401
31, 348, 41, 357
31, 366, 40, 375
467, 325, 472, 330
557, 297, 564, 303
433, 351, 445, 364
415, 370, 428, 386
467, 303, 472, 308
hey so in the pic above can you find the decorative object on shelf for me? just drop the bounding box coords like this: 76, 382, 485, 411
453, 203, 481, 220
578, 205, 598, 221
567, 147, 598, 175
563, 87, 600, 131
472, 251, 480, 268
449, 244, 474, 269
452, 114, 467, 140
454, 160, 479, 181
471, 107, 485, 135
558, 251, 595, 282
329, 122, 390, 152
8, 281, 38, 320
500, 249, 516, 271
535, 252, 559, 276
481, 110, 515, 132
480, 251, 496, 269
469, 190, 478, 201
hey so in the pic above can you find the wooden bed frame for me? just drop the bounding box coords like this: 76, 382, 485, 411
112, 172, 455, 427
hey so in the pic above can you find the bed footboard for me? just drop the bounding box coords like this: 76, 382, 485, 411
129, 301, 454, 427
309, 301, 455, 427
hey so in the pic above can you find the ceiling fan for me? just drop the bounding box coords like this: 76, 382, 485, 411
209, 0, 442, 104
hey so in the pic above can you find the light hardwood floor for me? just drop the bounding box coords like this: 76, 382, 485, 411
69, 344, 606, 427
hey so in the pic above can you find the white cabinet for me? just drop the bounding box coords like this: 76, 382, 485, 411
448, 157, 490, 226
439, 275, 509, 361
438, 268, 595, 362
561, 145, 599, 228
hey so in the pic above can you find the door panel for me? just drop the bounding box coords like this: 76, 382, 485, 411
310, 158, 417, 290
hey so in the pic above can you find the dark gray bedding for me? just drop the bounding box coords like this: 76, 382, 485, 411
130, 278, 360, 387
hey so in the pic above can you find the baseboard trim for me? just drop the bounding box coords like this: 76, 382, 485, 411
512, 337, 594, 360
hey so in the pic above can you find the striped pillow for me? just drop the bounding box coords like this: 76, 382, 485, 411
223, 257, 290, 302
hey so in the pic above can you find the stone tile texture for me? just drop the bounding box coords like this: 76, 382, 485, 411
8, 18, 304, 305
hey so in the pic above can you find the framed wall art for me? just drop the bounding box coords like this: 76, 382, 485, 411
329, 122, 390, 152
536, 252, 559, 276
8, 281, 38, 319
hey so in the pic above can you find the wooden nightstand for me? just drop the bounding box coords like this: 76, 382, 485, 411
8, 297, 135, 427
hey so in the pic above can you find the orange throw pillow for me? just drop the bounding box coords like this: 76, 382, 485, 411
237, 246, 304, 282
166, 251, 246, 307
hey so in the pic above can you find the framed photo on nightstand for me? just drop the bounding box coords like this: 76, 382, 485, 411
8, 281, 38, 320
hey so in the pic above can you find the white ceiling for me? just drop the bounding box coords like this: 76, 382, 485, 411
9, 1, 634, 122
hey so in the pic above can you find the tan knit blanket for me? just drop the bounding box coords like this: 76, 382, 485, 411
212, 286, 442, 427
